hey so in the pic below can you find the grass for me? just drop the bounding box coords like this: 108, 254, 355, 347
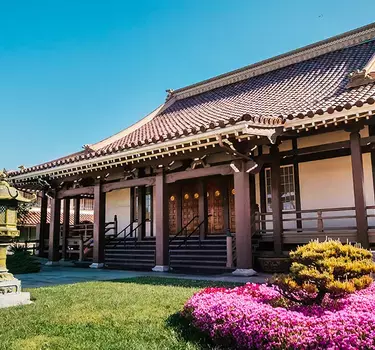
0, 277, 241, 350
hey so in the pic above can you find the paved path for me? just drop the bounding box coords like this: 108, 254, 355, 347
16, 266, 268, 289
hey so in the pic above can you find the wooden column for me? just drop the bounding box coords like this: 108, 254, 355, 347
91, 182, 106, 268
350, 130, 369, 248
222, 179, 230, 233
61, 198, 70, 260
38, 190, 48, 257
258, 146, 267, 232
130, 187, 135, 232
292, 138, 302, 231
137, 186, 146, 240
47, 193, 61, 264
198, 179, 208, 240
153, 170, 169, 271
176, 184, 182, 232
233, 162, 254, 272
270, 144, 283, 255
73, 197, 80, 225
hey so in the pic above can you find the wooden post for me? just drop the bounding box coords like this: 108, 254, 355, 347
350, 131, 369, 248
222, 179, 230, 233
226, 234, 233, 268
61, 198, 70, 260
73, 197, 80, 225
232, 161, 256, 276
292, 138, 302, 231
47, 193, 61, 265
152, 169, 169, 271
90, 182, 106, 268
38, 190, 48, 257
270, 144, 283, 256
137, 186, 146, 240
198, 179, 208, 240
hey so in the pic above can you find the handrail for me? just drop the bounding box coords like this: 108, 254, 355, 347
175, 215, 212, 249
107, 222, 134, 248
124, 221, 146, 248
169, 215, 199, 244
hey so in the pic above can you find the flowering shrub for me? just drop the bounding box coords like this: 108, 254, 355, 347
270, 240, 375, 305
183, 282, 375, 349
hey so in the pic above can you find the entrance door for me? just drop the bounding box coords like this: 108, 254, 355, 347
207, 181, 225, 233
181, 184, 199, 233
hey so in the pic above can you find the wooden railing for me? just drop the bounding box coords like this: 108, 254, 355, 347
254, 206, 359, 244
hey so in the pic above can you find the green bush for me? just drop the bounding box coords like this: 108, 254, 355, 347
269, 239, 375, 305
7, 249, 41, 274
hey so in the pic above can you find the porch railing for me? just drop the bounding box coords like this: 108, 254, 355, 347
169, 215, 199, 245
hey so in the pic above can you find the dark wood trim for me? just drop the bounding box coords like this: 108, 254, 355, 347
258, 146, 267, 231
154, 170, 169, 266
369, 125, 375, 202
197, 179, 208, 239
292, 139, 302, 230
148, 186, 154, 237
92, 182, 106, 264
130, 187, 135, 232
176, 183, 182, 233
61, 198, 70, 260
48, 194, 61, 262
222, 178, 230, 233
137, 186, 146, 240
102, 177, 156, 193
234, 163, 253, 269
57, 186, 94, 199
350, 131, 369, 248
270, 145, 283, 255
38, 191, 48, 257
73, 197, 80, 225
165, 164, 233, 183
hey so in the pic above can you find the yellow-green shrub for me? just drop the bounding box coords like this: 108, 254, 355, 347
269, 239, 375, 305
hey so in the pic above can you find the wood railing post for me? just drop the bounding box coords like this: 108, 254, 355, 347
350, 130, 369, 248
317, 210, 324, 232
226, 233, 233, 268
79, 235, 84, 262
47, 192, 61, 265
38, 190, 48, 257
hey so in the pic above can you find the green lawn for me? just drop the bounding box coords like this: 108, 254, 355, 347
0, 277, 240, 350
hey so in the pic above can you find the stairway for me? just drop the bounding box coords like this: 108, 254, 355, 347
105, 236, 155, 270
169, 234, 229, 273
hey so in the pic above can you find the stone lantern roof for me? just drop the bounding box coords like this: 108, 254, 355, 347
0, 172, 33, 203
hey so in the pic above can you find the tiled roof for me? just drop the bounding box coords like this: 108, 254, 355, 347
20, 210, 94, 226
8, 25, 375, 177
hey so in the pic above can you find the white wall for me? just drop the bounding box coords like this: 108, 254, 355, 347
105, 188, 131, 237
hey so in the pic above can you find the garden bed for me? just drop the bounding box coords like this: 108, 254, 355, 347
183, 282, 375, 349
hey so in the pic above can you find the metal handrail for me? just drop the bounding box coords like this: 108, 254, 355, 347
124, 221, 146, 248
175, 215, 212, 249
107, 222, 134, 248
169, 215, 199, 244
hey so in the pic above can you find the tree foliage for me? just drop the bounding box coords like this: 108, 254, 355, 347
269, 239, 375, 305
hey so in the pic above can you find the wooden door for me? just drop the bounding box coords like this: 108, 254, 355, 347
168, 191, 178, 235
207, 181, 225, 233
181, 184, 199, 233
229, 183, 236, 233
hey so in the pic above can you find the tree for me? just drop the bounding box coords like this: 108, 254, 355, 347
270, 239, 375, 305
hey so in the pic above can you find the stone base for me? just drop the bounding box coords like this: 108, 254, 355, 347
45, 261, 60, 266
232, 268, 257, 277
89, 263, 104, 269
0, 292, 31, 308
152, 265, 169, 272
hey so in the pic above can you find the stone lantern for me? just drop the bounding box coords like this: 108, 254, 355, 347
0, 172, 34, 307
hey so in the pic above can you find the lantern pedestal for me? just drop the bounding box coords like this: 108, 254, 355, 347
0, 243, 31, 308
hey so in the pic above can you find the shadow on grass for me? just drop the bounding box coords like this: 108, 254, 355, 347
110, 276, 243, 289
166, 312, 223, 350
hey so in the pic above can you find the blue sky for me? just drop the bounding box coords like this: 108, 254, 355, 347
1, 0, 374, 170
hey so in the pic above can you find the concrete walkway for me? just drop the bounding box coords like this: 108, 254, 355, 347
16, 266, 269, 289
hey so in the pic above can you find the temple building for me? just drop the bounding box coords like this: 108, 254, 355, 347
8, 23, 375, 275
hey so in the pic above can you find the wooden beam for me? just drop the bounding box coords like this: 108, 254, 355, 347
38, 190, 48, 257
350, 131, 369, 248
258, 147, 267, 232
165, 164, 233, 183
270, 145, 283, 255
48, 194, 61, 262
102, 177, 155, 193
292, 139, 302, 230
92, 182, 106, 266
73, 197, 80, 225
137, 186, 146, 240
57, 186, 94, 199
234, 162, 253, 269
198, 179, 208, 240
61, 198, 70, 260
154, 170, 169, 268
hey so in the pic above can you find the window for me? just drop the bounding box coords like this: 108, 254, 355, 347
265, 165, 296, 212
